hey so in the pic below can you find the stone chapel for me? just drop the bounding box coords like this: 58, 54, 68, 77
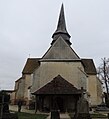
13, 4, 102, 112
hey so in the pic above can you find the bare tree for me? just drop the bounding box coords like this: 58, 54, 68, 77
97, 58, 109, 107
97, 58, 109, 94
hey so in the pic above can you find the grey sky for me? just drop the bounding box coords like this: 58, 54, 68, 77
0, 0, 109, 89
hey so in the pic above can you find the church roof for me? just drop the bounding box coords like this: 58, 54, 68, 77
81, 59, 97, 75
52, 4, 71, 45
22, 58, 40, 74
33, 75, 82, 95
52, 4, 70, 37
42, 36, 80, 59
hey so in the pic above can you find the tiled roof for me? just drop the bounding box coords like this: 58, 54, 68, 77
33, 75, 82, 95
22, 58, 40, 74
82, 59, 97, 75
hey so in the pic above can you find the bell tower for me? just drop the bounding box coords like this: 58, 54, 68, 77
51, 4, 71, 45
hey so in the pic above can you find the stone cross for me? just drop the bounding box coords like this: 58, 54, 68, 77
74, 87, 91, 119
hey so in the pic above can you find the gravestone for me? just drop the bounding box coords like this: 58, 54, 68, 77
74, 89, 91, 119
50, 97, 60, 119
51, 110, 60, 119
0, 91, 18, 119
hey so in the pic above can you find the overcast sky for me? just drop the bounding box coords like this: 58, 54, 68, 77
0, 0, 109, 90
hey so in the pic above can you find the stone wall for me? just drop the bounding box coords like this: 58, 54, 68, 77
31, 61, 87, 93
31, 61, 102, 106
87, 75, 102, 105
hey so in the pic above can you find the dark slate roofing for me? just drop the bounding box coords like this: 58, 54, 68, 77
22, 58, 40, 74
42, 36, 80, 60
81, 59, 97, 75
51, 4, 71, 45
33, 75, 82, 95
52, 4, 70, 37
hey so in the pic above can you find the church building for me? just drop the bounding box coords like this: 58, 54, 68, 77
30, 4, 102, 112
13, 4, 102, 112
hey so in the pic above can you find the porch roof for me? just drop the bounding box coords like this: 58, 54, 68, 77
33, 75, 82, 95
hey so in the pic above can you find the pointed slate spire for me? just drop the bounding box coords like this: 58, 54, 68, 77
55, 4, 67, 33
51, 4, 71, 45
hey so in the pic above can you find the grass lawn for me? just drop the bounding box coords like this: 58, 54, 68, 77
16, 112, 48, 119
90, 113, 107, 118
69, 113, 108, 118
